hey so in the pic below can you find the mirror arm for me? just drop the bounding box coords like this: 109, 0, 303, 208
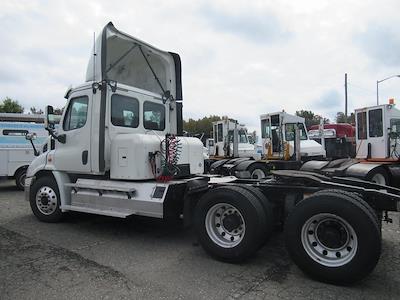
45, 128, 66, 144
28, 139, 40, 156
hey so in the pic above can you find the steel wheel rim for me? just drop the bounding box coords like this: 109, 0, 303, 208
251, 169, 265, 179
301, 213, 358, 267
205, 203, 246, 248
371, 173, 386, 185
35, 186, 58, 215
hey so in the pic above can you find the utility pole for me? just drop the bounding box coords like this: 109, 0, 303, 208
345, 73, 348, 121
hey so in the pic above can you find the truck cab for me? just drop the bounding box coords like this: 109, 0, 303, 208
355, 103, 400, 160
210, 119, 257, 159
26, 22, 204, 220
260, 111, 326, 160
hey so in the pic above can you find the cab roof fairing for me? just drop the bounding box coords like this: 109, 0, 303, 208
259, 112, 305, 124
85, 22, 182, 100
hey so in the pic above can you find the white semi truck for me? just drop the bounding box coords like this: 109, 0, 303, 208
25, 22, 400, 285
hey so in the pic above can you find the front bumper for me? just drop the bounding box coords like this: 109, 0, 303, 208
24, 176, 35, 202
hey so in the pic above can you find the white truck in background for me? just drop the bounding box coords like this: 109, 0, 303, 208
24, 22, 400, 285
206, 118, 258, 159
207, 111, 325, 179
260, 111, 326, 160
0, 114, 48, 189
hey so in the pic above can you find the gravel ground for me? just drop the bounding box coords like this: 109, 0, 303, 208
0, 180, 399, 299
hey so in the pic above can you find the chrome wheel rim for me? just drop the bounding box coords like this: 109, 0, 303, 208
301, 213, 358, 267
371, 173, 386, 185
205, 203, 246, 248
35, 186, 58, 215
251, 169, 265, 179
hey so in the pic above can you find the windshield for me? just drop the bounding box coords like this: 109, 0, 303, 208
285, 123, 307, 141
228, 129, 249, 143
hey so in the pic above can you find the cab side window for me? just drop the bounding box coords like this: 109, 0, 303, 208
143, 101, 165, 131
63, 96, 89, 131
111, 94, 139, 128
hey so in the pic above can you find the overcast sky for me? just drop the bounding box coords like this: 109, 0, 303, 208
1, 0, 399, 133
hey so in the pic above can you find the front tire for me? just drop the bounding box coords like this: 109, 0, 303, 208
30, 176, 63, 223
194, 186, 267, 262
285, 191, 381, 285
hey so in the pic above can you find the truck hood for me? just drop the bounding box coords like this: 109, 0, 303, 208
289, 139, 326, 158
86, 22, 182, 100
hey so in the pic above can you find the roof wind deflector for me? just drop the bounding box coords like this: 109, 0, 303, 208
86, 23, 182, 100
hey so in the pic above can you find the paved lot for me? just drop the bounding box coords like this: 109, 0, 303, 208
0, 180, 399, 300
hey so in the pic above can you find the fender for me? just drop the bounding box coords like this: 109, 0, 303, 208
52, 171, 72, 211
344, 162, 384, 179
300, 160, 330, 172
209, 159, 230, 173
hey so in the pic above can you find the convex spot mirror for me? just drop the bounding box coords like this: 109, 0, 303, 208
25, 132, 37, 141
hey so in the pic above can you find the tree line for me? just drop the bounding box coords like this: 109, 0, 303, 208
0, 97, 63, 115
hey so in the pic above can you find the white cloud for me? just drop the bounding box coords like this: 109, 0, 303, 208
0, 0, 399, 134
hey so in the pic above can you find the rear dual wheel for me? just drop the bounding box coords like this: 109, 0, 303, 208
285, 190, 381, 285
194, 186, 273, 262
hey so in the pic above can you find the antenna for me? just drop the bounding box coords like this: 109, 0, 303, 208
93, 32, 96, 82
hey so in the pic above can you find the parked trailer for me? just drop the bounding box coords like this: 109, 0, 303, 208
25, 22, 400, 285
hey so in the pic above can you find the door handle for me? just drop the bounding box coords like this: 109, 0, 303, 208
82, 150, 88, 165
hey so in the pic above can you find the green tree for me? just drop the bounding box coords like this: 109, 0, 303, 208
183, 115, 222, 140
295, 110, 329, 127
336, 112, 355, 124
0, 97, 24, 113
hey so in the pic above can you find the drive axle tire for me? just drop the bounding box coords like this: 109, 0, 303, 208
238, 185, 275, 245
367, 167, 389, 186
285, 192, 381, 285
246, 164, 269, 180
194, 186, 267, 262
313, 189, 382, 233
30, 176, 63, 223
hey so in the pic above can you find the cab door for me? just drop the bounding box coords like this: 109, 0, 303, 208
367, 108, 386, 158
53, 89, 92, 173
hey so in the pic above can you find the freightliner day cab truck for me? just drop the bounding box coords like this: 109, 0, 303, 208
25, 22, 400, 285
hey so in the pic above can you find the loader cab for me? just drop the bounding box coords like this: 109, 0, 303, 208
355, 103, 400, 159
212, 119, 256, 158
260, 112, 325, 160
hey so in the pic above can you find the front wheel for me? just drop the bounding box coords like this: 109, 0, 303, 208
30, 176, 63, 223
285, 191, 381, 285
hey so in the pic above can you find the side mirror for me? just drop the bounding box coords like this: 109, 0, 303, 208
25, 132, 37, 141
45, 105, 56, 129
